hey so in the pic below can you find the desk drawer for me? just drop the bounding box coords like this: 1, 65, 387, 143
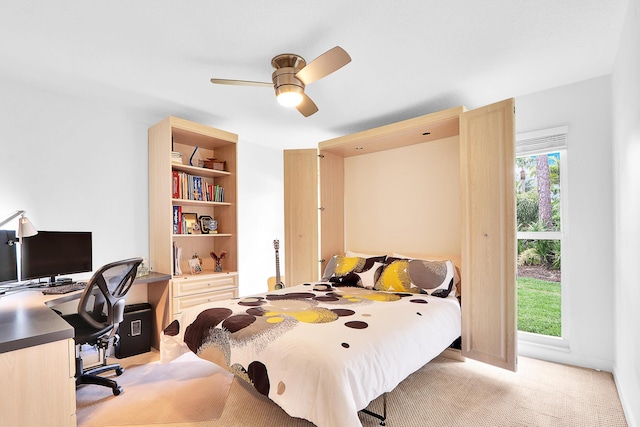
172, 274, 237, 297
173, 288, 238, 315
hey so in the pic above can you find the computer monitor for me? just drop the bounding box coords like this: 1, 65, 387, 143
21, 231, 92, 284
0, 230, 18, 285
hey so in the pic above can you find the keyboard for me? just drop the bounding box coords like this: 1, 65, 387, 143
42, 282, 87, 295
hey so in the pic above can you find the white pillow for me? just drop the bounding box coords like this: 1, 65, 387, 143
392, 252, 416, 259
346, 250, 386, 258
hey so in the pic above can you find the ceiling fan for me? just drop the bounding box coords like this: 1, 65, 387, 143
210, 46, 351, 117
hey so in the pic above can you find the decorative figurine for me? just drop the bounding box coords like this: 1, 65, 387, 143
210, 251, 227, 272
192, 252, 202, 265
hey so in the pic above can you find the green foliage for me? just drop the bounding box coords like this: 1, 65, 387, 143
517, 236, 561, 269
516, 192, 538, 229
517, 247, 542, 266
550, 240, 562, 269
518, 277, 561, 337
552, 199, 561, 228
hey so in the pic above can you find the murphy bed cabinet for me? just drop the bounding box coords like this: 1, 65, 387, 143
148, 116, 238, 322
284, 98, 516, 371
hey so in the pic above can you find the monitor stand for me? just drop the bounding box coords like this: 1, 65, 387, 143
48, 277, 73, 287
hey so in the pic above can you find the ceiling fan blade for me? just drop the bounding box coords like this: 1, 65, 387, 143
295, 46, 351, 85
296, 93, 319, 117
210, 78, 273, 88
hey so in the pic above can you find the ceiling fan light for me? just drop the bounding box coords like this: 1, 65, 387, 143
276, 85, 303, 107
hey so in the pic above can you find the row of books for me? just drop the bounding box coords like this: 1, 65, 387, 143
172, 171, 225, 202
173, 206, 219, 235
173, 206, 184, 234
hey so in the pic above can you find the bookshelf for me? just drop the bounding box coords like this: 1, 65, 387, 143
148, 116, 238, 319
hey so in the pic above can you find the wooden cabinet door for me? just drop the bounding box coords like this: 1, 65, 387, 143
318, 150, 344, 277
460, 98, 517, 371
284, 149, 319, 285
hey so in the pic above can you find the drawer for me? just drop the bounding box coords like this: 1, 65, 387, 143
172, 274, 237, 297
173, 287, 238, 315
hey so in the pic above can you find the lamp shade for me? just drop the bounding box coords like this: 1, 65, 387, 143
18, 216, 37, 238
0, 210, 38, 239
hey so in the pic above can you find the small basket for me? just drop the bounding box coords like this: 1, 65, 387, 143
204, 158, 225, 171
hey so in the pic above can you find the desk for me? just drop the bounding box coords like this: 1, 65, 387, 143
0, 271, 170, 427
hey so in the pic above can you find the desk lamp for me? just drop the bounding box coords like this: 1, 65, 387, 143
0, 210, 38, 245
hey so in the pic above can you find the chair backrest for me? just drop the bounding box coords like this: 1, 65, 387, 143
77, 257, 143, 330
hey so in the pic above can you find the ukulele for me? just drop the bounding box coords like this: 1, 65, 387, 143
267, 239, 285, 290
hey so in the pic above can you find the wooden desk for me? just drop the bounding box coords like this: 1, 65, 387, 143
0, 271, 170, 426
135, 271, 172, 349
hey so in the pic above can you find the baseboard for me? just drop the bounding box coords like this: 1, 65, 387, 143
518, 340, 613, 372
613, 366, 639, 427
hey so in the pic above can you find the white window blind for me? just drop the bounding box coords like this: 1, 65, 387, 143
516, 125, 568, 156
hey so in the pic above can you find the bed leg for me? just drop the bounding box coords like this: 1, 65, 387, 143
360, 392, 387, 426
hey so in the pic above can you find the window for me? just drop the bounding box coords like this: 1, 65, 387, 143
515, 127, 566, 340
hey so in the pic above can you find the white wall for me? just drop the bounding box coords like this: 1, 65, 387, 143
515, 76, 615, 371
237, 140, 284, 296
0, 76, 283, 297
612, 0, 640, 425
0, 77, 149, 270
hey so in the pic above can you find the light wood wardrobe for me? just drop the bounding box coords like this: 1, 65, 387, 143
284, 98, 516, 371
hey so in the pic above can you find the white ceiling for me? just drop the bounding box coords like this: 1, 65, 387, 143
0, 1, 629, 149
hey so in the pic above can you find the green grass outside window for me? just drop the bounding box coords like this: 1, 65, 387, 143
517, 277, 561, 337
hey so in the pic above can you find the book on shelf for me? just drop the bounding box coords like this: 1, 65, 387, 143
172, 171, 180, 199
213, 184, 224, 202
195, 176, 203, 201
173, 205, 183, 234
173, 243, 182, 276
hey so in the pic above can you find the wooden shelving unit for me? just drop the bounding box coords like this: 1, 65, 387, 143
148, 116, 238, 319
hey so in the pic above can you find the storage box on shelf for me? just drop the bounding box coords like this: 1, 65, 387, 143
149, 116, 238, 322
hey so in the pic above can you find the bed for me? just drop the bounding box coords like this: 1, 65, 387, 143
160, 255, 462, 427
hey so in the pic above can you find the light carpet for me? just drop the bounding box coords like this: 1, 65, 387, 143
78, 353, 628, 427
76, 352, 233, 426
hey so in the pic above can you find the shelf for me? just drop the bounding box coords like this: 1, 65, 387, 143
173, 233, 232, 238
172, 163, 230, 178
172, 198, 231, 207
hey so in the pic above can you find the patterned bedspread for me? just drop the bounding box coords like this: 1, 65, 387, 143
161, 282, 461, 427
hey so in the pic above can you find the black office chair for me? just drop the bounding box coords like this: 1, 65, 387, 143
62, 257, 143, 396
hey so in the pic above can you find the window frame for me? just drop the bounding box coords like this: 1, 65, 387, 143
516, 128, 569, 350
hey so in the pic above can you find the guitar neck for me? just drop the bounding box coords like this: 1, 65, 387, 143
273, 239, 284, 288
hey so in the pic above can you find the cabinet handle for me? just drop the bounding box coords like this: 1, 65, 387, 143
208, 282, 212, 286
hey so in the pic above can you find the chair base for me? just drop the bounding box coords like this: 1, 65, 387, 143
77, 361, 125, 396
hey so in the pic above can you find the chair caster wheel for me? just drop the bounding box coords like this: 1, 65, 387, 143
113, 386, 123, 396
115, 367, 125, 376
